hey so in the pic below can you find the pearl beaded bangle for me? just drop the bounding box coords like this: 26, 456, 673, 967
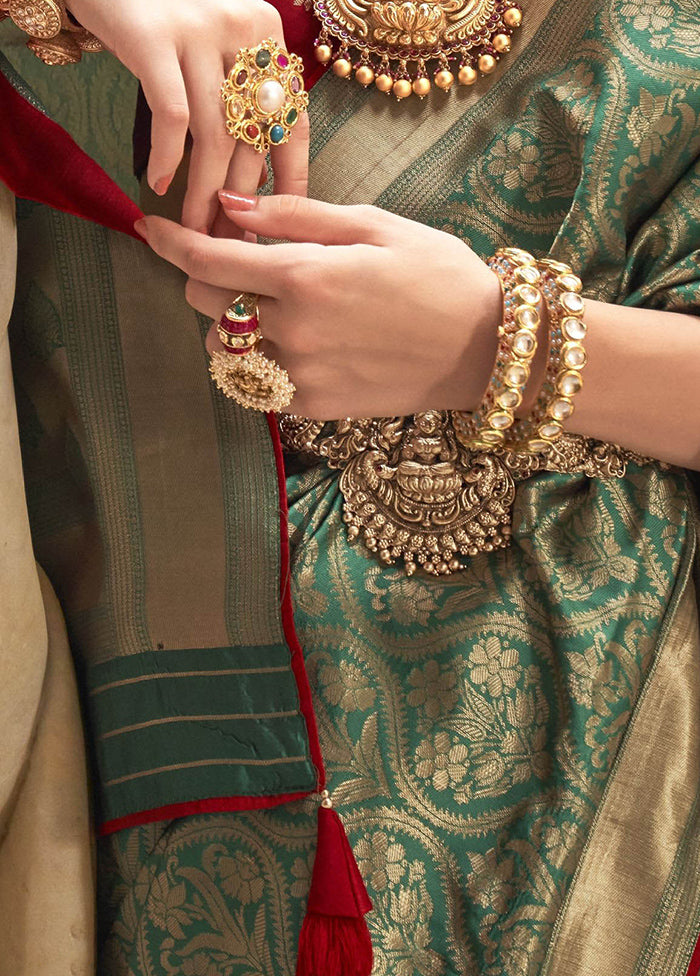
453, 247, 542, 453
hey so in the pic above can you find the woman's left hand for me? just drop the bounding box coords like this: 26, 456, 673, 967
135, 194, 502, 418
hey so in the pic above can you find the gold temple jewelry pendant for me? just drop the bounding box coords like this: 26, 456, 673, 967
312, 0, 523, 100
279, 411, 651, 577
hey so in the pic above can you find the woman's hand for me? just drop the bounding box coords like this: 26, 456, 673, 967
135, 195, 501, 419
68, 0, 309, 231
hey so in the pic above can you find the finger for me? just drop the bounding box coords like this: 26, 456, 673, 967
218, 191, 400, 245
210, 142, 266, 239
138, 55, 190, 194
185, 278, 236, 318
270, 110, 309, 197
135, 215, 289, 295
181, 51, 234, 232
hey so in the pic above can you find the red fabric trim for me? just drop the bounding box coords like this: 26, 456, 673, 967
0, 70, 144, 238
687, 933, 700, 976
99, 790, 313, 836
266, 411, 326, 790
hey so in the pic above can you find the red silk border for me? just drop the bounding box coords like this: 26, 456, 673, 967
100, 790, 312, 837
266, 411, 326, 790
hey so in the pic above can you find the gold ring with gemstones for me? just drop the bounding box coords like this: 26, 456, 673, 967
209, 295, 296, 413
216, 326, 263, 352
221, 39, 309, 155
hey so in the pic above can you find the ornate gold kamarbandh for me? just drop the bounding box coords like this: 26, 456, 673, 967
279, 411, 648, 576
312, 0, 523, 99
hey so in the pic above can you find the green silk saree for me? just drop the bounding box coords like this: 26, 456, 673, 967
2, 0, 700, 972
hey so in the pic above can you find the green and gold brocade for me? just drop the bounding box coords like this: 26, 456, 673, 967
2, 0, 700, 972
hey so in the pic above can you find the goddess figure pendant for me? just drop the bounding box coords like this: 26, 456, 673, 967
312, 0, 523, 99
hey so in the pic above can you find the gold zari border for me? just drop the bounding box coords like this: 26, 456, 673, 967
543, 527, 700, 976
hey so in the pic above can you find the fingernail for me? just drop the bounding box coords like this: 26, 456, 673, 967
154, 173, 174, 196
134, 218, 149, 241
218, 190, 257, 211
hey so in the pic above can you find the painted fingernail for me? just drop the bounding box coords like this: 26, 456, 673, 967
154, 173, 174, 196
218, 190, 257, 211
134, 218, 149, 240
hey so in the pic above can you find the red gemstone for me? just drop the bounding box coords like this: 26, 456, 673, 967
246, 124, 260, 139
236, 69, 248, 85
277, 54, 289, 67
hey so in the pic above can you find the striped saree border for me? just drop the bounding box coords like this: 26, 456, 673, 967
91, 644, 318, 829
542, 522, 700, 976
194, 312, 283, 648
51, 209, 151, 659
633, 791, 700, 976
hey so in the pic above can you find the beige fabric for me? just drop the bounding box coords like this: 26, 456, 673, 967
542, 555, 700, 976
0, 183, 95, 974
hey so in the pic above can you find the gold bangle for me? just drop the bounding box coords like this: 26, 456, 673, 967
453, 247, 542, 452
505, 258, 587, 452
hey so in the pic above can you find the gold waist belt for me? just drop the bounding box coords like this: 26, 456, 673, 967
279, 411, 650, 576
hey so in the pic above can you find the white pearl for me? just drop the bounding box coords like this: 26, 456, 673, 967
256, 79, 286, 115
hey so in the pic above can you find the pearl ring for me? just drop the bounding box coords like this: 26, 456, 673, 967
221, 39, 309, 154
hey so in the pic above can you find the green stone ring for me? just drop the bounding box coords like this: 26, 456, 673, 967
221, 38, 309, 155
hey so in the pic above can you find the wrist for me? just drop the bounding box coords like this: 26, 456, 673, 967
461, 265, 502, 412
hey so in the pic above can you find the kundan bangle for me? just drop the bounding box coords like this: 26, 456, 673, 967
453, 247, 542, 452
1, 0, 102, 65
505, 257, 587, 452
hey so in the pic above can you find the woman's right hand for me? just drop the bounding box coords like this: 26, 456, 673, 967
67, 0, 309, 230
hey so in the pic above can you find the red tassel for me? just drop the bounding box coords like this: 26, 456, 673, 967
296, 798, 373, 976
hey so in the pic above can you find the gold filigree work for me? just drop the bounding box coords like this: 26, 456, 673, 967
279, 410, 651, 576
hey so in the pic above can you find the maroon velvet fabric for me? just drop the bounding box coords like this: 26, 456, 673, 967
0, 69, 144, 237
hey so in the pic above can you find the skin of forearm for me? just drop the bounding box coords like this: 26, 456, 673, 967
519, 299, 700, 471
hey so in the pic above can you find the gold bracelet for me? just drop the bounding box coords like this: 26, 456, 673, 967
504, 257, 587, 452
453, 247, 542, 452
1, 0, 102, 65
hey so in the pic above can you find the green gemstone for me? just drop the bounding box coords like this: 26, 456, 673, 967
255, 49, 271, 68
234, 302, 246, 316
286, 108, 298, 125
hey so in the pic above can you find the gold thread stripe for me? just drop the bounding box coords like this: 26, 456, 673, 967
104, 755, 308, 788
100, 710, 300, 740
90, 666, 290, 696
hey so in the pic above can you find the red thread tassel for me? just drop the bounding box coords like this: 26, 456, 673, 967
296, 800, 373, 976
